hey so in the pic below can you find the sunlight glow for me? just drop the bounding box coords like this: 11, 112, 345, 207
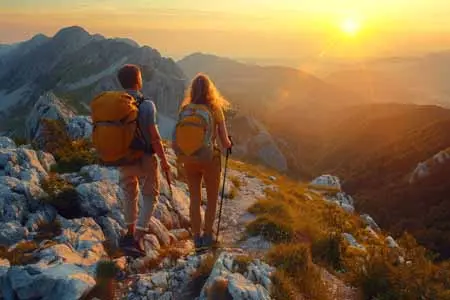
341, 18, 361, 36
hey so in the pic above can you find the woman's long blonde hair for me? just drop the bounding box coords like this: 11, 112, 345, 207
181, 73, 230, 112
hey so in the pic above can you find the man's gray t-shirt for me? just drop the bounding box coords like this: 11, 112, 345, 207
127, 90, 156, 153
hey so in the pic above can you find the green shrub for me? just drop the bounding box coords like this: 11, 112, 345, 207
96, 260, 120, 280
41, 174, 84, 219
41, 119, 97, 173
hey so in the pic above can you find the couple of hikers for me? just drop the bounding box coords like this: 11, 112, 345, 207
91, 64, 233, 256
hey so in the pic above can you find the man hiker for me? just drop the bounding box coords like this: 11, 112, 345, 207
117, 65, 172, 254
91, 64, 171, 256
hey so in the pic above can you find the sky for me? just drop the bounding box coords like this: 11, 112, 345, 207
1, 0, 450, 66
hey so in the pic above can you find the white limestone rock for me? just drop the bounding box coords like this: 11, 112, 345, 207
37, 151, 56, 172
25, 92, 75, 147
80, 164, 119, 183
342, 233, 366, 251
4, 263, 95, 300
66, 116, 93, 140
360, 214, 380, 231
147, 217, 175, 247
386, 236, 400, 248
76, 181, 120, 217
0, 137, 16, 149
0, 221, 28, 246
311, 175, 342, 191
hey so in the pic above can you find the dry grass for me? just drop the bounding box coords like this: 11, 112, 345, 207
233, 254, 253, 274
268, 243, 330, 300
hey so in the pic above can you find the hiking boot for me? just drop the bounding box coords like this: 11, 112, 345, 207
193, 235, 203, 249
201, 234, 216, 249
119, 234, 146, 258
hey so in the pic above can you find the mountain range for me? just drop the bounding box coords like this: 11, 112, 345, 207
1, 26, 450, 258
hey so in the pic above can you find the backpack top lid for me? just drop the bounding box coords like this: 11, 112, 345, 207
91, 91, 139, 123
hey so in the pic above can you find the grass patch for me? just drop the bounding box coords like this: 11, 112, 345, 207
227, 186, 239, 200
311, 233, 343, 271
229, 175, 242, 189
344, 233, 450, 300
247, 214, 295, 243
234, 255, 252, 274
268, 243, 329, 300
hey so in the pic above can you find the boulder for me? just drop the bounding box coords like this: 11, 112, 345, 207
80, 164, 119, 183
25, 92, 75, 146
360, 214, 380, 231
76, 181, 119, 217
5, 263, 95, 300
0, 176, 47, 209
340, 203, 355, 214
66, 116, 93, 140
154, 200, 180, 230
0, 137, 16, 149
95, 216, 124, 249
386, 236, 399, 248
25, 205, 57, 232
310, 175, 342, 191
342, 233, 366, 251
143, 234, 161, 254
0, 148, 48, 184
228, 273, 271, 300
0, 221, 28, 247
147, 217, 175, 247
199, 252, 273, 300
55, 217, 106, 260
161, 182, 191, 228
37, 151, 56, 172
0, 184, 28, 223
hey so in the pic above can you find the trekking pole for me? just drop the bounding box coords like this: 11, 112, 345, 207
216, 143, 232, 243
165, 170, 174, 201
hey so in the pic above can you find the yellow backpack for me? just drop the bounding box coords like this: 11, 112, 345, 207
173, 104, 215, 161
90, 91, 146, 166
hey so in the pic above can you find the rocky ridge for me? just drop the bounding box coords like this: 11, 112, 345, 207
0, 85, 403, 300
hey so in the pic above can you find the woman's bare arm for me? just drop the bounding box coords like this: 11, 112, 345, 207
218, 120, 232, 149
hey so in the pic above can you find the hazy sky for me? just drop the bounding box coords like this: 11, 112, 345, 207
1, 0, 450, 65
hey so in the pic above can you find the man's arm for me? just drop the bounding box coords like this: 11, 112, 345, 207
148, 124, 170, 171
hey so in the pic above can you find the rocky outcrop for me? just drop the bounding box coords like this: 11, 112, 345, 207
310, 175, 342, 190
25, 92, 75, 145
199, 252, 274, 300
410, 147, 450, 183
231, 116, 288, 172
66, 116, 93, 140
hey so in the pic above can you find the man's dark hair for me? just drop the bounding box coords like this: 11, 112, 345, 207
117, 64, 141, 89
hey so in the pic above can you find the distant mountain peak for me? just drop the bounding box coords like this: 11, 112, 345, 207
53, 26, 91, 40
30, 33, 49, 43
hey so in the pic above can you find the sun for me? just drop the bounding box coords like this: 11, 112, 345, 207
341, 18, 361, 36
